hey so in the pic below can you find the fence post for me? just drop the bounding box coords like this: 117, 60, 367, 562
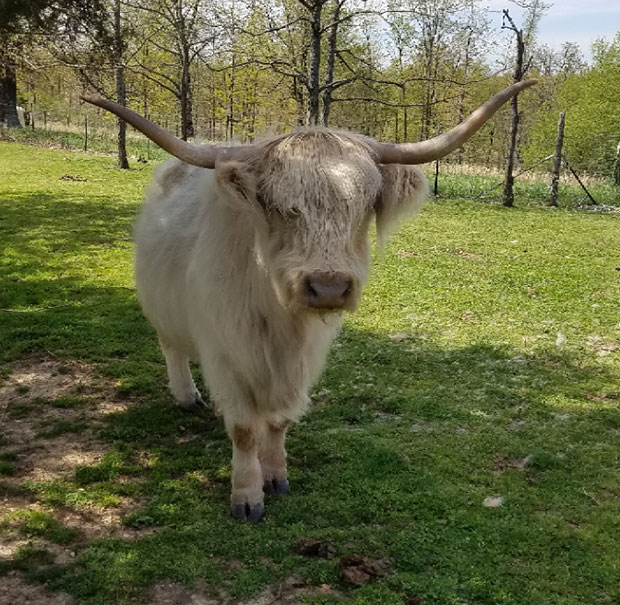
549, 111, 565, 207
43, 110, 47, 131
434, 123, 441, 196
84, 114, 88, 152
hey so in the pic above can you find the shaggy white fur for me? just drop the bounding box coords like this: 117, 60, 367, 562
134, 128, 428, 521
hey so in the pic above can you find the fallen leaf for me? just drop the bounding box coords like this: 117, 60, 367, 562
338, 555, 392, 586
483, 496, 504, 508
410, 423, 431, 433
584, 392, 619, 403
340, 566, 371, 586
294, 537, 336, 559
493, 456, 532, 473
456, 250, 482, 260
389, 332, 410, 342
397, 250, 421, 258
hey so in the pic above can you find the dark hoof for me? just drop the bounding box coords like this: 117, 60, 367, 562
263, 478, 290, 496
231, 502, 265, 523
178, 394, 207, 415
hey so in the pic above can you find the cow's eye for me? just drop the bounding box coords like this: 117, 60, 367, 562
277, 207, 301, 221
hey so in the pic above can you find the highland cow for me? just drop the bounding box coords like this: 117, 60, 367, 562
83, 79, 535, 522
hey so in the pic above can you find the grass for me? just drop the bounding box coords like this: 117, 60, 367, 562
0, 124, 169, 163
1, 140, 620, 604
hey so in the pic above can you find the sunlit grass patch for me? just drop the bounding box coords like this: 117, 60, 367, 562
1, 141, 620, 604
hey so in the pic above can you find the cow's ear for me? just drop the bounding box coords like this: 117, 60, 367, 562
215, 162, 263, 217
375, 165, 429, 249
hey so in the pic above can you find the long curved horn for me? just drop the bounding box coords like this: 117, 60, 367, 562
372, 79, 537, 165
81, 96, 257, 168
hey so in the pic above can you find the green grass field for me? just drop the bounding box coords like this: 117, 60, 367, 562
1, 140, 620, 604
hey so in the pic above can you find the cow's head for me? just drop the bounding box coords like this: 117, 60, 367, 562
82, 80, 536, 314
214, 131, 428, 313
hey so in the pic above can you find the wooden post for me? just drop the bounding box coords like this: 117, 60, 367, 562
43, 110, 47, 131
84, 114, 88, 151
549, 111, 565, 207
30, 97, 35, 131
434, 123, 441, 196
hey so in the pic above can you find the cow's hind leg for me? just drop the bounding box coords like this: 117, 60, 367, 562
159, 339, 206, 414
225, 415, 265, 523
260, 420, 291, 496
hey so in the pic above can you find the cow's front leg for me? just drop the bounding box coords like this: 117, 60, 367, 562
260, 420, 291, 496
159, 337, 206, 414
226, 418, 265, 522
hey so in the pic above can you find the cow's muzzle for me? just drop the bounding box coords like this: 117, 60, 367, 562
301, 271, 354, 310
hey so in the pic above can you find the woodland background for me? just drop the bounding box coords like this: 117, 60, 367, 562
1, 0, 620, 188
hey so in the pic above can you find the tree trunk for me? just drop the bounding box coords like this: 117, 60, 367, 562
457, 30, 472, 165
321, 0, 341, 126
549, 111, 565, 206
502, 90, 520, 207
502, 11, 525, 208
292, 76, 305, 125
306, 1, 323, 126
0, 62, 22, 128
180, 51, 195, 140
114, 0, 129, 169
176, 0, 194, 141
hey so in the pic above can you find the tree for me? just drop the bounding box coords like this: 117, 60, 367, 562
0, 0, 107, 128
523, 33, 620, 178
127, 0, 214, 140
113, 0, 129, 168
500, 0, 548, 207
0, 37, 22, 127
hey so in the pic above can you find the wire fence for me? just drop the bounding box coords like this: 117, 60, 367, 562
2, 107, 619, 209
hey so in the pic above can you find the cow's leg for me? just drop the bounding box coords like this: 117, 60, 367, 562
159, 339, 206, 414
260, 420, 291, 496
225, 413, 265, 523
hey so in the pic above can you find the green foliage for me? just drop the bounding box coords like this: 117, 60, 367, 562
524, 34, 620, 176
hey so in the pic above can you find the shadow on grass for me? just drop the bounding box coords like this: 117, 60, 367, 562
0, 191, 155, 363
2, 191, 620, 604
3, 321, 620, 604
0, 191, 136, 256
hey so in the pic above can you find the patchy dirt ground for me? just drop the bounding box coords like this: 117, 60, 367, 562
0, 573, 76, 605
148, 578, 342, 605
0, 359, 345, 605
0, 359, 142, 603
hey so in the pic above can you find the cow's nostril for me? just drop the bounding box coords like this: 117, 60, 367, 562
305, 279, 318, 298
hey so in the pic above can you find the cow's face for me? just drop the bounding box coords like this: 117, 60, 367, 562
216, 130, 428, 314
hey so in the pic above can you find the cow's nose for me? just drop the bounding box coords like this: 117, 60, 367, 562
304, 272, 353, 309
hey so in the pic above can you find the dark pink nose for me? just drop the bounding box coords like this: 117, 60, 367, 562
303, 272, 353, 309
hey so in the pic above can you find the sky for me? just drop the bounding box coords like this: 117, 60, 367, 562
483, 0, 620, 61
